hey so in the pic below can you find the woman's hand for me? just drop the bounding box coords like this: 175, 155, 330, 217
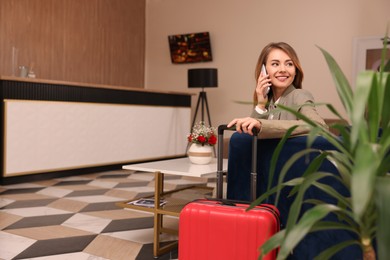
227, 117, 261, 135
256, 71, 271, 108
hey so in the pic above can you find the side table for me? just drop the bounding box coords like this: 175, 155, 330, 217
116, 157, 228, 257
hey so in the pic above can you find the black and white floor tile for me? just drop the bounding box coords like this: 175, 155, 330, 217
0, 169, 216, 260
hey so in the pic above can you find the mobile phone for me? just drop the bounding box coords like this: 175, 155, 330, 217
261, 64, 270, 95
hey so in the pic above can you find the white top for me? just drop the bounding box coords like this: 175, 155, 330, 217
123, 157, 227, 178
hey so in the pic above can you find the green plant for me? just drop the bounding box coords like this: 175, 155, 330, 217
252, 33, 390, 259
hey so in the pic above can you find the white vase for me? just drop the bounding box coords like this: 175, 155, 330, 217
188, 143, 213, 165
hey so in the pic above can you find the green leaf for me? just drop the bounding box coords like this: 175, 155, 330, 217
375, 176, 390, 260
304, 202, 355, 227
351, 143, 380, 221
367, 73, 381, 142
249, 177, 304, 210
278, 204, 341, 259
312, 181, 350, 208
313, 240, 360, 260
350, 71, 374, 148
232, 100, 254, 105
379, 31, 389, 74
317, 46, 353, 117
267, 126, 299, 192
325, 150, 352, 189
276, 103, 351, 158
288, 152, 331, 197
283, 173, 332, 239
380, 73, 390, 137
385, 60, 390, 71
310, 221, 358, 234
275, 149, 329, 205
324, 103, 347, 121
378, 154, 390, 177
258, 230, 286, 259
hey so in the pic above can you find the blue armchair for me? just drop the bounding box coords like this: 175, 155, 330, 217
226, 132, 362, 259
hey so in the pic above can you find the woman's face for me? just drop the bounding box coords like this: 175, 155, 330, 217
265, 48, 296, 90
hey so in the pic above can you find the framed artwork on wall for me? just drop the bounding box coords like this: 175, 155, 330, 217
168, 32, 212, 64
352, 36, 390, 86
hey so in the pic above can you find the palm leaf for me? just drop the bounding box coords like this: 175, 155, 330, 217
258, 230, 286, 259
380, 73, 390, 142
313, 240, 360, 260
277, 204, 341, 259
283, 173, 333, 238
311, 181, 350, 208
367, 73, 381, 142
325, 151, 352, 188
303, 201, 358, 230
310, 221, 358, 234
324, 103, 348, 120
375, 176, 390, 260
274, 149, 330, 205
317, 46, 353, 117
267, 126, 299, 192
351, 142, 381, 221
250, 178, 304, 209
350, 71, 374, 148
288, 152, 334, 197
276, 104, 351, 158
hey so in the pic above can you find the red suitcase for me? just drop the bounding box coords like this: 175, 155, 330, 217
179, 199, 280, 260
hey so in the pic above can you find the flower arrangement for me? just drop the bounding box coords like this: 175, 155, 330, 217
187, 121, 217, 146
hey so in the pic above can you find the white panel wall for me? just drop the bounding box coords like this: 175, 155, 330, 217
4, 100, 190, 176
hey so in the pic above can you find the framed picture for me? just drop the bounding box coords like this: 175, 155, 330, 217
352, 36, 390, 86
168, 32, 212, 64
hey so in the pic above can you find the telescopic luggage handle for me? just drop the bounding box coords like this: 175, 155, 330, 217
217, 124, 260, 201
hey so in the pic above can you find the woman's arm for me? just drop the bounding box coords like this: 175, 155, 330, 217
258, 90, 328, 138
229, 89, 328, 138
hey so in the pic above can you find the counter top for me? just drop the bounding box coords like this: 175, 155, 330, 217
0, 76, 194, 96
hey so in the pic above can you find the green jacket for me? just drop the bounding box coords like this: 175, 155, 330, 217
250, 85, 328, 138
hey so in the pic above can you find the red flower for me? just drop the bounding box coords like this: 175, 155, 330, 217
197, 135, 206, 143
208, 134, 217, 145
187, 122, 217, 146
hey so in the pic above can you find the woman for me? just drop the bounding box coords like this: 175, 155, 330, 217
225, 43, 362, 259
228, 42, 328, 137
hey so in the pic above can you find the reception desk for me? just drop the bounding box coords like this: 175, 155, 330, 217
0, 76, 192, 182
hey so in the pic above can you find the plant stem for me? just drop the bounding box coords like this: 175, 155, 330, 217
363, 244, 376, 260
362, 236, 375, 260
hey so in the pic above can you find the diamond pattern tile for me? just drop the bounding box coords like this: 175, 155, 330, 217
0, 168, 216, 259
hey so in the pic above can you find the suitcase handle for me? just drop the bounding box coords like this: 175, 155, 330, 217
217, 124, 260, 201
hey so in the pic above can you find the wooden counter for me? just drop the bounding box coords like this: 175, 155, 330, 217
0, 77, 192, 183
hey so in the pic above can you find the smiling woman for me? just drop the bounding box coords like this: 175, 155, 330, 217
227, 42, 328, 139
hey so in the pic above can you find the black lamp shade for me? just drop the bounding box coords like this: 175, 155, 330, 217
188, 68, 218, 88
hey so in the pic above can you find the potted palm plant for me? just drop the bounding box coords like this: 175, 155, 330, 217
252, 33, 390, 260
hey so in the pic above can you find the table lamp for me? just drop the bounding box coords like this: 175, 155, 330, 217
188, 68, 218, 129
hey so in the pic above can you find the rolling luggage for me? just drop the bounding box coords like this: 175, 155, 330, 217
216, 125, 259, 201
179, 125, 280, 260
179, 199, 280, 260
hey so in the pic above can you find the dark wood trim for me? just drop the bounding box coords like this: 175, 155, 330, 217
0, 79, 191, 107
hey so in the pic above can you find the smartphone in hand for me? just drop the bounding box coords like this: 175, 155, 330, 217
261, 64, 270, 96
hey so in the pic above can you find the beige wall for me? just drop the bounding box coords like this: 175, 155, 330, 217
0, 0, 145, 87
145, 0, 390, 127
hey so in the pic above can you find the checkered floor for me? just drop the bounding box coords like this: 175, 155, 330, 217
0, 169, 216, 260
